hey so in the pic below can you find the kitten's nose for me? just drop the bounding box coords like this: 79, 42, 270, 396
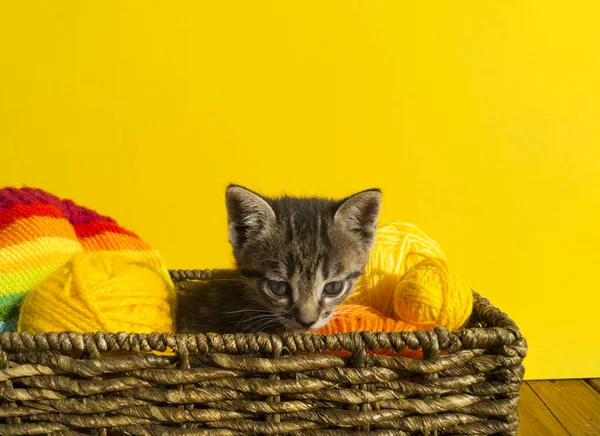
294, 308, 317, 329
296, 318, 315, 329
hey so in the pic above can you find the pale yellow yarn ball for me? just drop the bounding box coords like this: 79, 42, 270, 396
18, 251, 175, 334
346, 222, 473, 331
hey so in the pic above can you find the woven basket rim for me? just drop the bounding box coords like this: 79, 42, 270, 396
0, 269, 524, 357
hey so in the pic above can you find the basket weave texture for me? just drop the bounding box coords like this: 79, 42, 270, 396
0, 269, 527, 435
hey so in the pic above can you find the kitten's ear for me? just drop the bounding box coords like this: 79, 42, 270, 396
334, 189, 382, 248
226, 185, 276, 248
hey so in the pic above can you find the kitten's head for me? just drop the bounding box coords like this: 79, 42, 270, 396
225, 184, 382, 332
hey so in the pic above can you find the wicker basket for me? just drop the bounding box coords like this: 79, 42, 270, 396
0, 269, 527, 435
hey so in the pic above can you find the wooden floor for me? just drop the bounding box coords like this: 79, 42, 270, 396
519, 379, 600, 435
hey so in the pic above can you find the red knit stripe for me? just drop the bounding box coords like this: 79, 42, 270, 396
0, 204, 64, 230
74, 220, 140, 239
0, 187, 115, 226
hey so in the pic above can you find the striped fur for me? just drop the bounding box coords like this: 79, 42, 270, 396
177, 185, 381, 333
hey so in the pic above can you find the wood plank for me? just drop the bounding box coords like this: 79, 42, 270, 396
518, 382, 569, 436
529, 380, 600, 436
587, 379, 600, 394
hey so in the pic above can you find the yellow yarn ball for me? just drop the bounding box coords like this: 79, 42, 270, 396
346, 222, 473, 331
18, 251, 175, 334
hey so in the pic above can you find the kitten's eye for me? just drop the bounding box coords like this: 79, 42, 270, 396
266, 280, 291, 297
323, 281, 344, 297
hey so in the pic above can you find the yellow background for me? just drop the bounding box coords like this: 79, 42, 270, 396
1, 2, 599, 380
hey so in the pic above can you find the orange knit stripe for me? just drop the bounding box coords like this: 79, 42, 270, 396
80, 232, 151, 252
0, 216, 77, 250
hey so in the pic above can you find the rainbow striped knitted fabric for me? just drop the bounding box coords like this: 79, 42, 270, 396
0, 187, 171, 331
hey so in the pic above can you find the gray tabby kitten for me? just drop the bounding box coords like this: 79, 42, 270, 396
176, 184, 381, 334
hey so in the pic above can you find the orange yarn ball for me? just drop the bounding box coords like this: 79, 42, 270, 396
314, 304, 423, 358
315, 304, 417, 334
